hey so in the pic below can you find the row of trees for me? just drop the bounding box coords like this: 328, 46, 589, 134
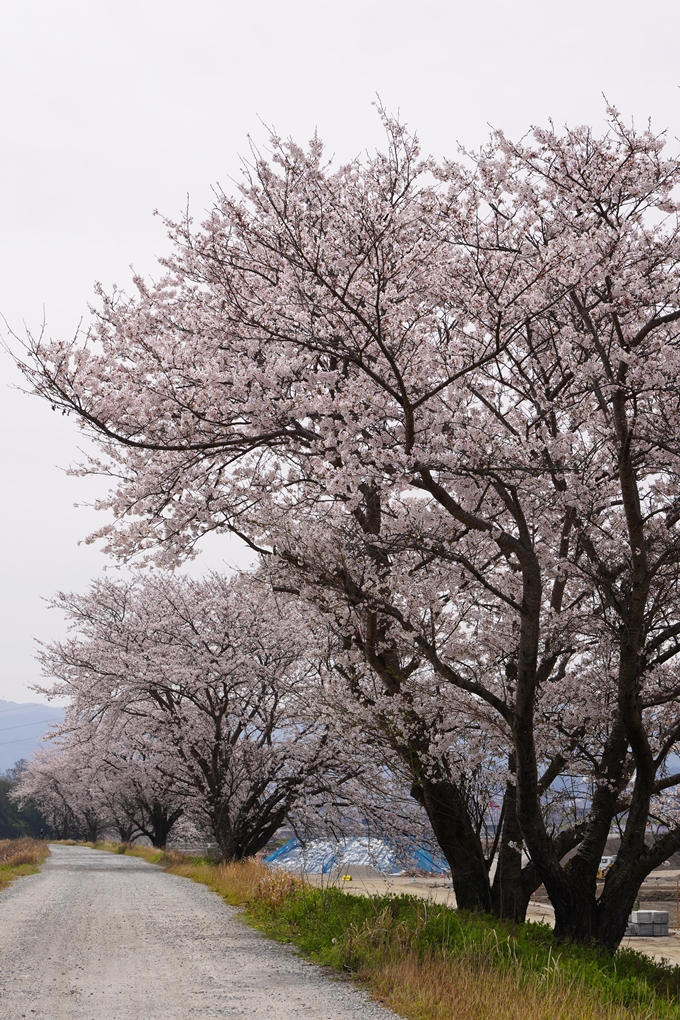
15, 107, 680, 949
16, 573, 426, 857
0, 765, 47, 840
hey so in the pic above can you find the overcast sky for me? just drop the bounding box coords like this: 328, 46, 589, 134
1, 0, 679, 703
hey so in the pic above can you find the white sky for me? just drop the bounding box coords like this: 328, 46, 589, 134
1, 0, 679, 702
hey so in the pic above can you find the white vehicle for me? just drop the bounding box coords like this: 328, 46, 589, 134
598, 855, 617, 877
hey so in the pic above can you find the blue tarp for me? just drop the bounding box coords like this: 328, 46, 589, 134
265, 836, 449, 875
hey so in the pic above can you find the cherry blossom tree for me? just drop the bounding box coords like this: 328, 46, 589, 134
308, 595, 552, 919
13, 714, 186, 845
15, 740, 111, 841
18, 110, 680, 946
38, 572, 382, 861
18, 118, 542, 916
91, 725, 186, 847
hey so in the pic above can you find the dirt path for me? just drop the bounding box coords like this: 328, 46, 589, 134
0, 845, 397, 1020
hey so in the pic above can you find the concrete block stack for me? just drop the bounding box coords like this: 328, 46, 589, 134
625, 910, 669, 937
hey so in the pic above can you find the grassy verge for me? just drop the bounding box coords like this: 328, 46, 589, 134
81, 842, 680, 1020
0, 837, 50, 890
188, 863, 680, 1020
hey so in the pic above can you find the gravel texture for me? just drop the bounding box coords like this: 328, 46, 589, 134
0, 844, 398, 1020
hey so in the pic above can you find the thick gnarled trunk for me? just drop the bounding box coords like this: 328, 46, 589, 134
413, 776, 541, 919
416, 777, 492, 912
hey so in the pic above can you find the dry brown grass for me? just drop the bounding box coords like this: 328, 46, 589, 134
108, 842, 168, 863
165, 857, 290, 906
0, 837, 49, 890
0, 837, 50, 867
366, 952, 647, 1020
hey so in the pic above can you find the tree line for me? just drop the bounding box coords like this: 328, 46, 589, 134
16, 572, 425, 856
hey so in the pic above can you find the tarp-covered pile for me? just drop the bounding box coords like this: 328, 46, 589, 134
264, 836, 449, 875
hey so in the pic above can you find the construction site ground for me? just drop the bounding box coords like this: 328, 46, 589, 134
307, 866, 680, 967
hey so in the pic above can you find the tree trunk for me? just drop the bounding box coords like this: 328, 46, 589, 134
412, 776, 541, 919
547, 864, 642, 949
146, 801, 183, 849
133, 799, 184, 849
595, 871, 643, 951
115, 820, 137, 843
490, 781, 536, 922
213, 823, 242, 862
415, 778, 492, 912
83, 810, 102, 843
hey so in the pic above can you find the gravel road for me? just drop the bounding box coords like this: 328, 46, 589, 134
0, 845, 398, 1020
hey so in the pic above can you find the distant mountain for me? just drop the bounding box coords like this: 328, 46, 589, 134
0, 700, 64, 774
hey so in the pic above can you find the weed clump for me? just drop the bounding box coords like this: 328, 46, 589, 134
0, 837, 49, 889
